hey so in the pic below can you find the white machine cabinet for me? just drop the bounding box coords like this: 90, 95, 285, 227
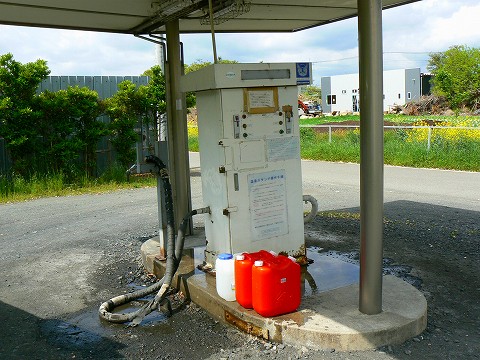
181, 63, 309, 266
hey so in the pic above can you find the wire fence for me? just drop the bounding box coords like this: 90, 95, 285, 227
300, 124, 480, 150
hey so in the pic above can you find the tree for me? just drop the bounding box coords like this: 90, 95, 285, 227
299, 85, 322, 104
67, 87, 106, 176
36, 86, 105, 177
143, 64, 196, 119
36, 89, 77, 174
105, 81, 145, 168
106, 65, 193, 169
0, 53, 50, 175
184, 58, 237, 108
184, 58, 237, 74
142, 65, 167, 137
427, 45, 480, 110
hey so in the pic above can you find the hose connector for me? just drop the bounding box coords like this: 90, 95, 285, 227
192, 206, 211, 216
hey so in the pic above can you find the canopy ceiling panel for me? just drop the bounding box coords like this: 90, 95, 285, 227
0, 0, 153, 32
0, 0, 420, 34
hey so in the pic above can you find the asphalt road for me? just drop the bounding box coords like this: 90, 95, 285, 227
1, 154, 479, 359
300, 158, 480, 212
0, 188, 159, 317
191, 152, 480, 211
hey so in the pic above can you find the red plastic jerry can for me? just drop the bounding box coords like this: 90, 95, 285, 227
235, 250, 275, 309
252, 255, 301, 317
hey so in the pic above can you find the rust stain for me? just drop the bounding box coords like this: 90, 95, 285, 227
278, 243, 309, 265
224, 310, 268, 340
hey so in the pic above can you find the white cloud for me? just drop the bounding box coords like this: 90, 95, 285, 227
426, 3, 480, 48
383, 0, 480, 51
0, 26, 156, 75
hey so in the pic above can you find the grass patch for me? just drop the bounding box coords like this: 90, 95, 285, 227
188, 117, 479, 171
299, 115, 480, 171
188, 136, 199, 152
299, 126, 480, 171
0, 166, 156, 204
300, 128, 360, 163
2, 115, 478, 203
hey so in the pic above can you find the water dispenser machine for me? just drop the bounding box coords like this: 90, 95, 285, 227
181, 63, 310, 267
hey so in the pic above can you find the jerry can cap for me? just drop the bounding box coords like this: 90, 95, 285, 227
236, 254, 245, 261
218, 253, 233, 260
254, 260, 264, 267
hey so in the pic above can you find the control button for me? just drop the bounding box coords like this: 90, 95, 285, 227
279, 121, 283, 125
279, 130, 284, 134
242, 114, 247, 119
243, 133, 248, 138
279, 112, 283, 116
242, 124, 247, 128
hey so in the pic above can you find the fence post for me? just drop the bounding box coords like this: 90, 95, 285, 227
427, 127, 432, 150
329, 126, 332, 143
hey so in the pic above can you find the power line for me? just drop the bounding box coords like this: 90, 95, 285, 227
312, 51, 435, 64
312, 56, 357, 64
384, 51, 437, 54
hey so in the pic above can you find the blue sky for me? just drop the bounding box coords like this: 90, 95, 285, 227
1, 0, 479, 86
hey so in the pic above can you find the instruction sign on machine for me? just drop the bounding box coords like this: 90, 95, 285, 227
181, 63, 311, 267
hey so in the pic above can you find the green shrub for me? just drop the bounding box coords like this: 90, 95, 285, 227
98, 163, 128, 184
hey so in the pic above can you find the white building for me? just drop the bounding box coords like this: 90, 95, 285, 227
321, 68, 427, 113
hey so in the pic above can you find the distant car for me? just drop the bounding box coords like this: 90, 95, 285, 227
298, 99, 322, 117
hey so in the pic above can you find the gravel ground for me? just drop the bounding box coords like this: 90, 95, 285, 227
305, 200, 480, 360
2, 203, 478, 360
1, 163, 479, 359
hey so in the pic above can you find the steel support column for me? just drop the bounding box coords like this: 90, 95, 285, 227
165, 20, 192, 232
358, 0, 384, 315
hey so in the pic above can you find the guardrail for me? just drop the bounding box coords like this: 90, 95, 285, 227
300, 124, 480, 150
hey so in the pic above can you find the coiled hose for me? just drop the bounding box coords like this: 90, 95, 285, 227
303, 194, 318, 223
98, 155, 209, 326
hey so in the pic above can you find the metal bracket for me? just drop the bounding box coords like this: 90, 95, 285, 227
218, 139, 234, 147
283, 105, 293, 134
222, 206, 238, 216
233, 114, 241, 139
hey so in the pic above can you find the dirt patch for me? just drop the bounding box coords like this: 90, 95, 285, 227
305, 201, 480, 359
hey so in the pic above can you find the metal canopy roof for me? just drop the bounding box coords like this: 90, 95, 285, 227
0, 0, 419, 34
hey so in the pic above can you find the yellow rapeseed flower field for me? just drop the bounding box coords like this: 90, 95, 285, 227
406, 116, 480, 143
187, 123, 199, 137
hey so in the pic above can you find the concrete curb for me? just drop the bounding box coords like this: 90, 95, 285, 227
141, 238, 427, 351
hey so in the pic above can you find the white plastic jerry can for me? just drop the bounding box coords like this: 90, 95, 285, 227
215, 253, 236, 301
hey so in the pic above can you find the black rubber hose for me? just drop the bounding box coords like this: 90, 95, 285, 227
99, 155, 175, 324
97, 210, 192, 324
129, 206, 210, 326
98, 154, 209, 326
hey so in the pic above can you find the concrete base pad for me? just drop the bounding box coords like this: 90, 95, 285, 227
141, 237, 427, 351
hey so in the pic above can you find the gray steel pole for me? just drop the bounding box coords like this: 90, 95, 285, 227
358, 0, 384, 315
165, 20, 192, 231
